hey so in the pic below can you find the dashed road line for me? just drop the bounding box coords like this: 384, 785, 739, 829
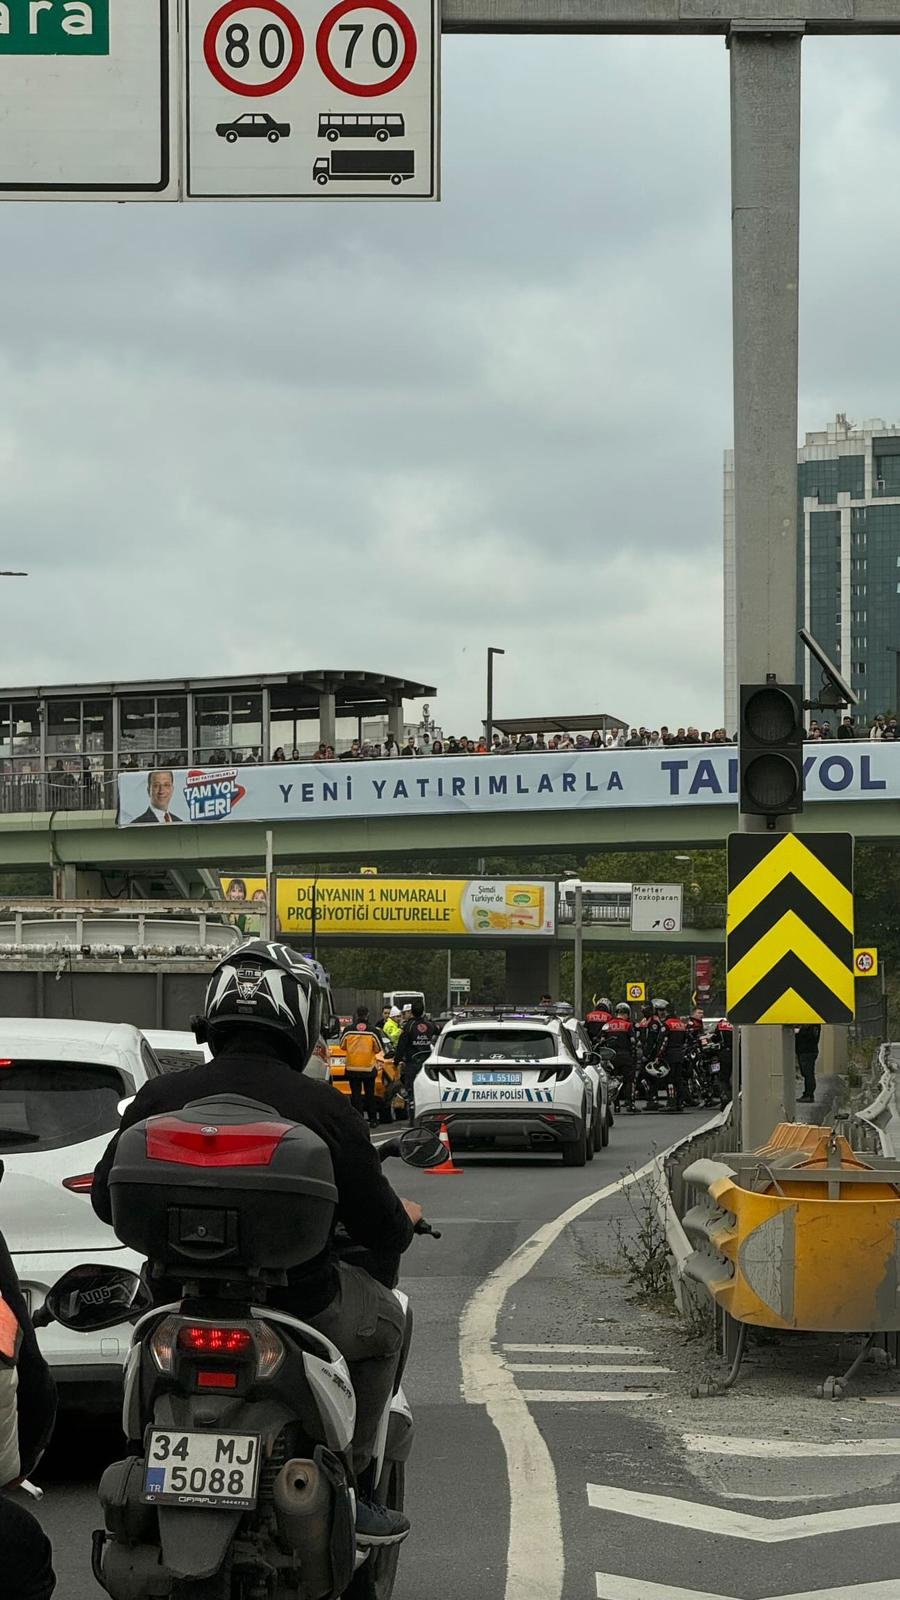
595, 1575, 900, 1600
683, 1434, 900, 1459
522, 1390, 665, 1403
501, 1343, 651, 1355
507, 1362, 671, 1375
587, 1482, 900, 1542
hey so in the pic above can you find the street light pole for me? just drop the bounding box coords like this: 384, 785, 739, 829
485, 647, 505, 750
573, 880, 584, 1019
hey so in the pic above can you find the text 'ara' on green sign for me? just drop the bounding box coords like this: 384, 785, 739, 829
0, 0, 109, 54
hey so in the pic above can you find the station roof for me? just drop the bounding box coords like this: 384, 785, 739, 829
489, 713, 628, 735
0, 669, 436, 714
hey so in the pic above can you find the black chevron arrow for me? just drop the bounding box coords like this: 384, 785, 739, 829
728, 875, 852, 969
730, 951, 854, 1025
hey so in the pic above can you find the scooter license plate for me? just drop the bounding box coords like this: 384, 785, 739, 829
142, 1429, 261, 1510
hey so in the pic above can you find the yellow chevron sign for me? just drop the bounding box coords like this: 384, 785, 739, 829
726, 833, 854, 1025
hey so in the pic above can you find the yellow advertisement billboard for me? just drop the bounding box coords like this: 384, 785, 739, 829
219, 877, 556, 938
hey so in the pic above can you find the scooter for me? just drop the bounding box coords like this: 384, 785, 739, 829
34, 1109, 443, 1600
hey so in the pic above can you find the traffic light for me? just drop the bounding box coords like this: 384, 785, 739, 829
739, 681, 804, 817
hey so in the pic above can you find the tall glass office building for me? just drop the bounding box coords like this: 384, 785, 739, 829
724, 415, 900, 731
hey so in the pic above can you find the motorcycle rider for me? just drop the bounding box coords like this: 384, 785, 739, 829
601, 1003, 640, 1112
708, 1016, 734, 1107
584, 996, 613, 1047
0, 1213, 57, 1599
652, 998, 689, 1114
91, 940, 418, 1548
637, 1000, 663, 1108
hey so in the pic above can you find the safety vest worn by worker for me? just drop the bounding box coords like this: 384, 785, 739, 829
342, 1027, 382, 1074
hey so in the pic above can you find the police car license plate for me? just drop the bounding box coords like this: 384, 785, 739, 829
142, 1429, 260, 1509
474, 1071, 522, 1085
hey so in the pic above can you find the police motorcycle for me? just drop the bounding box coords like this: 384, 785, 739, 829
33, 1113, 443, 1600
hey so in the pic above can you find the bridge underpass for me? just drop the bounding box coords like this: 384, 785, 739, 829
3, 795, 898, 890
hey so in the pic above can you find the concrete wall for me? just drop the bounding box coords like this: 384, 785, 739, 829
0, 967, 211, 1030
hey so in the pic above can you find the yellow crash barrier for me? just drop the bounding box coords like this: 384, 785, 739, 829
682, 1124, 900, 1332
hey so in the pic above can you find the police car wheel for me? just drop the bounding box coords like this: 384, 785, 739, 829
561, 1126, 588, 1167
585, 1120, 595, 1162
600, 1109, 610, 1148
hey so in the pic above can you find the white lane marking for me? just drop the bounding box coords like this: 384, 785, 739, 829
587, 1482, 900, 1542
596, 1575, 900, 1600
684, 1433, 900, 1459
507, 1362, 670, 1374
863, 1396, 900, 1407
523, 1390, 665, 1403
502, 1343, 651, 1355
459, 1157, 656, 1600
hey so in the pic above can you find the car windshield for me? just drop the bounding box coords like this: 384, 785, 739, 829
0, 1061, 125, 1153
438, 1029, 557, 1062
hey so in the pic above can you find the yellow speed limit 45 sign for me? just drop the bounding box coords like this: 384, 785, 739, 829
854, 947, 878, 978
626, 981, 646, 1003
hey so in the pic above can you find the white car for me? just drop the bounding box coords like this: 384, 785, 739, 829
414, 1012, 596, 1165
563, 1018, 613, 1147
0, 1019, 161, 1403
142, 1028, 212, 1074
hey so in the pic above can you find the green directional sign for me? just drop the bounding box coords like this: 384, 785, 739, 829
0, 0, 109, 54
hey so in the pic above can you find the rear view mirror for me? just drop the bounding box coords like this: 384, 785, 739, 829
323, 1015, 342, 1041
399, 1127, 446, 1169
38, 1265, 153, 1332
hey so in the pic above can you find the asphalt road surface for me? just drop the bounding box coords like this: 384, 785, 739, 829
22, 1107, 900, 1600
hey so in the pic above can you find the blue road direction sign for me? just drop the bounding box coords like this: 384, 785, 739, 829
0, 0, 176, 196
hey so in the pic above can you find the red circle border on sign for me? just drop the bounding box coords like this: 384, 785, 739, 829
204, 0, 304, 97
316, 0, 417, 98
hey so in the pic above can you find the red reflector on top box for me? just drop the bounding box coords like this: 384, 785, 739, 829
145, 1119, 293, 1168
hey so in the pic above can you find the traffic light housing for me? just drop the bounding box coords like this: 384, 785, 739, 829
739, 681, 804, 817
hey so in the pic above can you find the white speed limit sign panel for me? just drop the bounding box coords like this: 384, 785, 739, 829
185, 0, 438, 198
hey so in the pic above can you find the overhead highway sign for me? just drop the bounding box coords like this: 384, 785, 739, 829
0, 0, 176, 198
185, 0, 439, 198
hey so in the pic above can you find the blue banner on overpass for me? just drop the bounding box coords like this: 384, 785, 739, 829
116, 744, 898, 827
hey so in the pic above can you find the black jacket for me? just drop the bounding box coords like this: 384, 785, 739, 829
91, 1046, 414, 1316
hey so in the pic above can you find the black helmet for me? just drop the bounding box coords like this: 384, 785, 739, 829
197, 939, 324, 1066
615, 1002, 631, 1017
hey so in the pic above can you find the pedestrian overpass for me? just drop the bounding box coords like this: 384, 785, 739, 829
2, 744, 897, 889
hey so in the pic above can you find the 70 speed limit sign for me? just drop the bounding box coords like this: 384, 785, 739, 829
186, 0, 438, 198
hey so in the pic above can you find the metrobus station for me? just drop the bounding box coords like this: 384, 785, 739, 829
0, 665, 433, 812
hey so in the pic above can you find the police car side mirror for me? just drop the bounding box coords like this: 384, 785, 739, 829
117, 1096, 135, 1118
39, 1266, 153, 1332
323, 1015, 342, 1041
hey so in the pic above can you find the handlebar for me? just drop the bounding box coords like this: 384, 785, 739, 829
414, 1218, 442, 1240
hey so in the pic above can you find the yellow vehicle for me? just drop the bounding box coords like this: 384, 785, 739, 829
328, 1042, 407, 1122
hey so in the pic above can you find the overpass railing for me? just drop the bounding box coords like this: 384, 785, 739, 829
556, 900, 725, 928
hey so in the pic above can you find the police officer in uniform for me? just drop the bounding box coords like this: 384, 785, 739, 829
601, 1003, 640, 1112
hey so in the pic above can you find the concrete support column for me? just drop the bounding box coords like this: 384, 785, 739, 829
318, 692, 336, 749
388, 701, 404, 746
818, 1025, 849, 1079
730, 24, 803, 1150
505, 946, 560, 1006
55, 865, 104, 899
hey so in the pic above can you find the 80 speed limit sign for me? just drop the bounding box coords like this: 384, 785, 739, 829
186, 0, 438, 198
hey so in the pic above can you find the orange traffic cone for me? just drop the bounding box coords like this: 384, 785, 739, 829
427, 1119, 463, 1175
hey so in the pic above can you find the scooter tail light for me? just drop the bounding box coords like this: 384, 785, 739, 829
148, 1314, 180, 1374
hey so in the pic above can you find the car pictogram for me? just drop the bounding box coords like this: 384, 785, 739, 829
216, 112, 291, 143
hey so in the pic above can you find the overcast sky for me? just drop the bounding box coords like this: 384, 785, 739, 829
1, 33, 898, 739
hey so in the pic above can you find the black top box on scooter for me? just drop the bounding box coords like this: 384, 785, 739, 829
108, 1095, 338, 1273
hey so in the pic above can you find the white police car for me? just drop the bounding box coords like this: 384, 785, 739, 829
413, 1012, 596, 1165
